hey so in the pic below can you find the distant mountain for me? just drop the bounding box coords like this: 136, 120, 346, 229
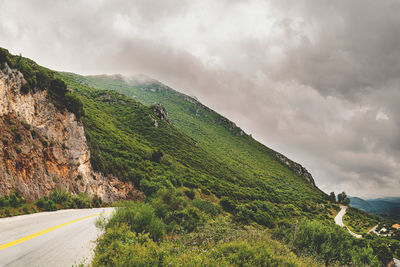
349, 196, 400, 220
348, 197, 372, 209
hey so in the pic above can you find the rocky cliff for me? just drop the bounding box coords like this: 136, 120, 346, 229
0, 64, 140, 202
274, 151, 316, 186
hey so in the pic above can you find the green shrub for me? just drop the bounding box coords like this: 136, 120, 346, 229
35, 197, 57, 211
184, 189, 195, 200
4, 208, 10, 217
220, 197, 236, 213
15, 133, 22, 143
22, 205, 30, 214
64, 93, 84, 119
274, 219, 382, 266
92, 220, 322, 267
50, 189, 71, 204
236, 201, 275, 228
49, 78, 68, 97
150, 149, 163, 163
150, 188, 186, 218
1, 138, 8, 146
92, 196, 102, 208
9, 192, 25, 207
92, 225, 163, 267
106, 202, 165, 242
0, 195, 9, 207
71, 193, 92, 209
139, 176, 173, 197
167, 207, 203, 232
192, 199, 219, 218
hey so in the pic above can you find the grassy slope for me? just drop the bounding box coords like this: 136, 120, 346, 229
57, 72, 333, 223
64, 74, 400, 266
1, 48, 397, 265
343, 207, 379, 234
63, 73, 327, 205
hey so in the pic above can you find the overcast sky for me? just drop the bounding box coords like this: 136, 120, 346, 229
1, 0, 399, 198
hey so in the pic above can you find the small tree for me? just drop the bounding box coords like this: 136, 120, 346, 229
337, 191, 348, 205
49, 78, 68, 97
329, 192, 336, 202
220, 197, 236, 213
342, 198, 350, 206
150, 149, 163, 163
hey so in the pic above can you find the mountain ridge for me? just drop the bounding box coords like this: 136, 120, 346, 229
72, 72, 318, 188
1, 47, 399, 266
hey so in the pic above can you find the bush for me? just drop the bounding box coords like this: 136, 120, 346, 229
49, 78, 67, 97
92, 196, 102, 208
50, 189, 71, 204
106, 202, 165, 241
35, 197, 57, 211
64, 93, 84, 119
167, 207, 203, 232
219, 197, 236, 213
92, 225, 163, 267
274, 219, 382, 266
184, 189, 195, 200
4, 208, 10, 217
9, 192, 26, 207
150, 149, 163, 163
71, 193, 92, 209
14, 145, 22, 154
139, 176, 173, 197
150, 188, 186, 218
236, 201, 275, 228
22, 205, 30, 214
92, 220, 322, 267
192, 199, 220, 218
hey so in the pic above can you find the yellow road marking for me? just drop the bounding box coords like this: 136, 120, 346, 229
0, 211, 112, 250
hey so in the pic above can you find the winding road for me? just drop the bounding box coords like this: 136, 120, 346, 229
0, 207, 113, 267
334, 206, 400, 266
334, 205, 362, 238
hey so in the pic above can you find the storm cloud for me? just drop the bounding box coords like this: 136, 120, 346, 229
1, 0, 399, 198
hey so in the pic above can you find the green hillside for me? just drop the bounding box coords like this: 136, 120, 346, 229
56, 72, 331, 224
56, 72, 399, 266
63, 74, 325, 200
1, 48, 398, 266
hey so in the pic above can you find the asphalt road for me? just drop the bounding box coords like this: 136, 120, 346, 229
0, 207, 114, 267
334, 205, 362, 238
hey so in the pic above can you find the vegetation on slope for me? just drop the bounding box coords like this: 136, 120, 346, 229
343, 207, 379, 235
93, 190, 323, 267
52, 72, 399, 266
92, 189, 392, 266
0, 49, 398, 265
0, 190, 102, 217
0, 48, 83, 119
58, 72, 331, 226
73, 74, 320, 188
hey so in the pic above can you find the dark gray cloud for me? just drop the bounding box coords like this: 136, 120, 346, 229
0, 0, 399, 198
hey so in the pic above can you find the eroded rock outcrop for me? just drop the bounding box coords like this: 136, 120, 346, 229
151, 103, 170, 124
274, 151, 316, 186
0, 65, 140, 202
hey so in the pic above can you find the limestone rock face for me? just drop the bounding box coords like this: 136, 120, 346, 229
274, 152, 316, 186
0, 65, 141, 202
151, 103, 170, 124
